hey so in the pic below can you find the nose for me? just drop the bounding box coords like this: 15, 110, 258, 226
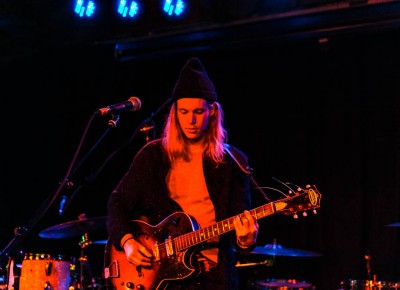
190, 113, 196, 124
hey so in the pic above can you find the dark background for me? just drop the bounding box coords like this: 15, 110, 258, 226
1, 1, 400, 289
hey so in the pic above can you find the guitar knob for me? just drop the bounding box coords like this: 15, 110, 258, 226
303, 212, 307, 217
293, 214, 298, 219
313, 209, 317, 214
136, 285, 144, 289
125, 282, 134, 289
44, 282, 51, 290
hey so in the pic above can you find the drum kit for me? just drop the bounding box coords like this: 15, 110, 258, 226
2, 219, 399, 289
238, 221, 400, 290
3, 216, 323, 290
236, 239, 321, 290
2, 214, 108, 290
4, 220, 323, 290
335, 222, 400, 290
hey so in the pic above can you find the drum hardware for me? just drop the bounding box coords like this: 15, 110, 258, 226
3, 257, 19, 290
244, 240, 320, 289
251, 240, 322, 257
235, 258, 275, 268
365, 251, 372, 281
338, 251, 399, 290
38, 214, 108, 290
340, 278, 400, 289
76, 233, 96, 290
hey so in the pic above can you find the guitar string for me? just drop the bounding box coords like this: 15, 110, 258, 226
155, 204, 276, 253
150, 187, 319, 257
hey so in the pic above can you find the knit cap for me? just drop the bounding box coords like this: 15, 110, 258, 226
170, 57, 218, 102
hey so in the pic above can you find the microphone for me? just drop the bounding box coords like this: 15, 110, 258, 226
96, 96, 142, 116
59, 195, 68, 216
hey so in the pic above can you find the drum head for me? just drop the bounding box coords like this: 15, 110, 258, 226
255, 278, 314, 289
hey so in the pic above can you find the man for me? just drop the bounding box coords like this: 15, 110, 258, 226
106, 57, 259, 289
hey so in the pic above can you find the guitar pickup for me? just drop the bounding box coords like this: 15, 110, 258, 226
166, 236, 174, 256
153, 241, 160, 261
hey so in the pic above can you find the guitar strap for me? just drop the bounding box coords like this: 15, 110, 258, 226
223, 143, 252, 175
224, 143, 271, 201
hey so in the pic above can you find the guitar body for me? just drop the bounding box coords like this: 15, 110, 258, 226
103, 212, 201, 290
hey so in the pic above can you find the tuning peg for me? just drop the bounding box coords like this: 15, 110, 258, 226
293, 214, 298, 219
313, 209, 317, 214
303, 212, 307, 217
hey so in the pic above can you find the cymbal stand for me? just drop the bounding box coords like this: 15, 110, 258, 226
365, 251, 372, 280
77, 233, 95, 290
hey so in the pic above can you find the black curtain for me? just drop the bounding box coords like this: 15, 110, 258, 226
1, 28, 400, 290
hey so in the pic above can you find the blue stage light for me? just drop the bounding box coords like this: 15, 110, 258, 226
117, 0, 141, 18
74, 0, 96, 17
162, 0, 185, 16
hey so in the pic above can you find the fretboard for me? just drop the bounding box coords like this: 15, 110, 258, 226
174, 202, 275, 251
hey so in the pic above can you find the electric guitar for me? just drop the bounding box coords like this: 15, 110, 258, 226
103, 184, 322, 290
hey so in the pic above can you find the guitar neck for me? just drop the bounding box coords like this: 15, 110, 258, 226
174, 202, 275, 251
173, 185, 321, 252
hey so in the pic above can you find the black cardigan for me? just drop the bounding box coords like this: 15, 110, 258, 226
107, 138, 254, 289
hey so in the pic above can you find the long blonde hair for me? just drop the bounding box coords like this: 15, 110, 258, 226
161, 101, 227, 164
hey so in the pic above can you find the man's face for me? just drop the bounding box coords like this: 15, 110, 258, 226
176, 98, 213, 141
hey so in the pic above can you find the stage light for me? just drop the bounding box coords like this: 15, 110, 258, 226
162, 0, 185, 16
117, 0, 141, 18
74, 0, 96, 17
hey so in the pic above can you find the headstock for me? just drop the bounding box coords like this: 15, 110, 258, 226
274, 184, 321, 218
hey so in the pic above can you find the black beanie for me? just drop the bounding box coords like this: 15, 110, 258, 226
170, 57, 218, 102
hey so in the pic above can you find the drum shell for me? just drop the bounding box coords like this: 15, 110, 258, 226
19, 253, 73, 290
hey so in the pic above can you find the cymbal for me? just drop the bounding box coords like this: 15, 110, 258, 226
251, 242, 322, 257
39, 216, 107, 239
386, 222, 400, 227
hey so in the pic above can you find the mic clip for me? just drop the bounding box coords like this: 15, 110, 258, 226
139, 124, 154, 133
108, 114, 120, 128
139, 122, 155, 143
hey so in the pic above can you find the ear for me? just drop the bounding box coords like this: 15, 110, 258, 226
209, 103, 216, 117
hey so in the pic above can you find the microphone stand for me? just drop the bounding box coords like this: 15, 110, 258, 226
58, 115, 120, 216
0, 111, 100, 270
0, 98, 172, 272
0, 111, 123, 269
61, 98, 171, 216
